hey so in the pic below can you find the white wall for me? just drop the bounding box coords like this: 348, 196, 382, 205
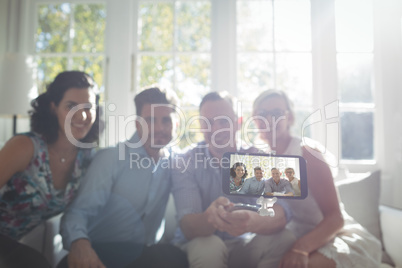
0, 0, 31, 145
0, 0, 10, 145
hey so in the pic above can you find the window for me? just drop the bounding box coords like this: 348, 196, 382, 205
236, 0, 313, 143
28, 0, 379, 163
34, 3, 106, 92
135, 0, 211, 147
335, 0, 375, 161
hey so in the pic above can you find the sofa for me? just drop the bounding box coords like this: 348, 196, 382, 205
20, 170, 402, 268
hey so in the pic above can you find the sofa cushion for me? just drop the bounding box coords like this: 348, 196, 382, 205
380, 205, 402, 267
335, 170, 381, 240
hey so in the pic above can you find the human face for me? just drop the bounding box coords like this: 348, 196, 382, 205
253, 96, 293, 143
52, 88, 96, 142
255, 169, 264, 181
285, 169, 294, 180
235, 165, 245, 179
136, 104, 174, 149
271, 169, 281, 183
199, 99, 238, 149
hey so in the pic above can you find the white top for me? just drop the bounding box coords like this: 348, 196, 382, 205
282, 137, 381, 268
289, 177, 301, 196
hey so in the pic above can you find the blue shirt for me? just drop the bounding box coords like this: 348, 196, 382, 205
239, 177, 265, 195
60, 133, 172, 249
264, 178, 294, 195
171, 141, 292, 243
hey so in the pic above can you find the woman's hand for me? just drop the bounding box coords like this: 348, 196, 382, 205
279, 249, 309, 268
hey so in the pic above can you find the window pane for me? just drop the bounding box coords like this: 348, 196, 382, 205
341, 111, 374, 160
177, 107, 203, 148
335, 0, 373, 52
72, 4, 106, 53
138, 3, 174, 51
237, 1, 273, 51
138, 55, 174, 89
71, 55, 105, 88
177, 1, 211, 52
36, 4, 70, 53
36, 57, 68, 93
237, 53, 274, 102
176, 54, 211, 106
275, 0, 311, 51
293, 109, 313, 138
337, 53, 373, 103
276, 53, 312, 107
240, 109, 260, 148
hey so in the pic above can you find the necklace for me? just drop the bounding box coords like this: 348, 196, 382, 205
48, 146, 77, 164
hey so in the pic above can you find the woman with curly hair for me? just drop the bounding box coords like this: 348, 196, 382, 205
0, 71, 101, 267
229, 162, 248, 193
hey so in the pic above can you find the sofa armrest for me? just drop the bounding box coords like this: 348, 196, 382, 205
380, 205, 402, 267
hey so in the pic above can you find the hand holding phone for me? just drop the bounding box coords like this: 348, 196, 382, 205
226, 203, 260, 212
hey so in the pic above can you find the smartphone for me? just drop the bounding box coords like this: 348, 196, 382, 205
227, 203, 260, 212
222, 152, 308, 199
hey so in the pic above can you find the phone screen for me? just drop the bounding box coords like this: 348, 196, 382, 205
222, 152, 308, 199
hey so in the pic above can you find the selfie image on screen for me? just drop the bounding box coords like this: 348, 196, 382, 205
224, 153, 307, 199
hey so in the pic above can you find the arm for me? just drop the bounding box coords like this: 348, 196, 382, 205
284, 181, 295, 196
264, 181, 274, 196
60, 149, 116, 267
280, 147, 344, 267
0, 135, 34, 189
67, 239, 106, 268
171, 152, 218, 240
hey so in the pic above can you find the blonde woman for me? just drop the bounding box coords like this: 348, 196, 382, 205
252, 90, 381, 268
285, 167, 301, 196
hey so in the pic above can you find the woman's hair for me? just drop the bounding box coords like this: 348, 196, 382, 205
230, 162, 248, 179
285, 167, 295, 173
252, 89, 295, 121
30, 71, 101, 144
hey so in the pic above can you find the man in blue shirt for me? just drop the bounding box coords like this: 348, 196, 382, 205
172, 92, 296, 268
264, 168, 295, 196
59, 88, 187, 268
239, 166, 266, 195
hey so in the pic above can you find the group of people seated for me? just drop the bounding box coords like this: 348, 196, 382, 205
230, 165, 301, 196
0, 71, 382, 268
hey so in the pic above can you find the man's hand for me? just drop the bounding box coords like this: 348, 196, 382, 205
221, 210, 251, 236
204, 196, 232, 232
204, 196, 251, 236
68, 239, 106, 268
